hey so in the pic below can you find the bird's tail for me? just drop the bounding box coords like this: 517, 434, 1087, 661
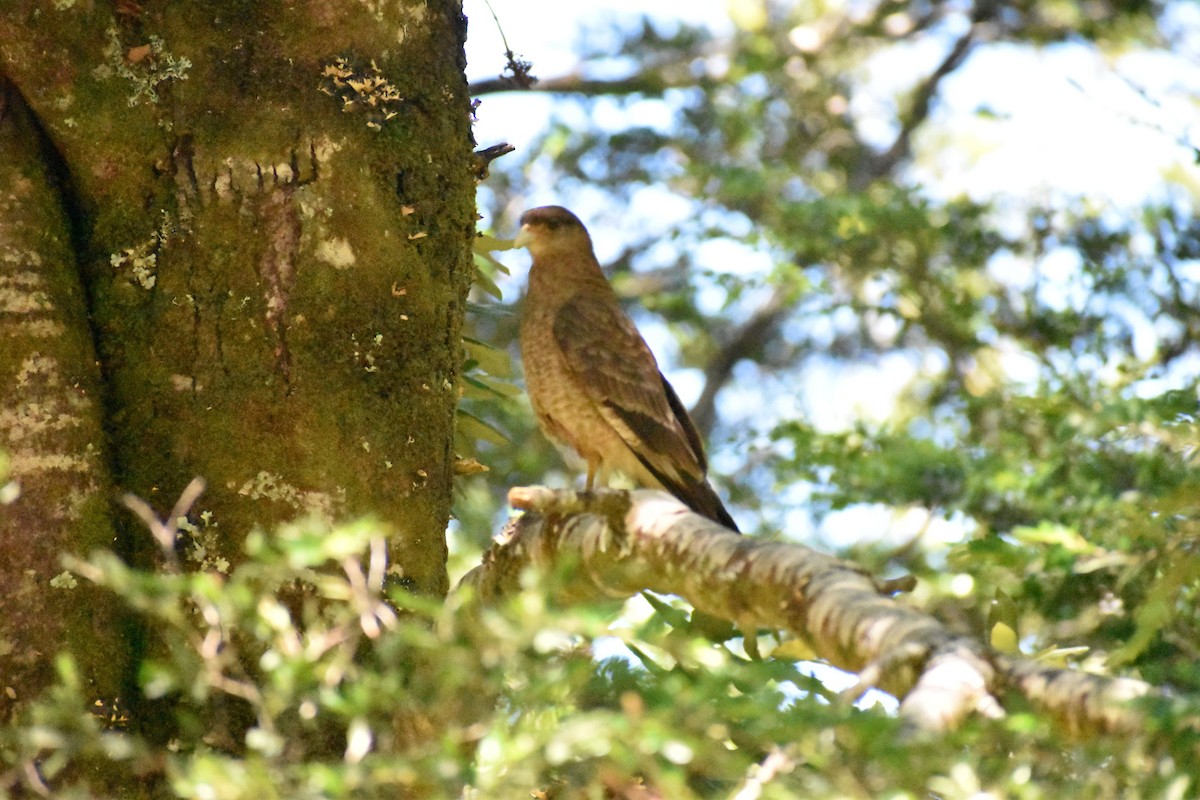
671, 476, 740, 533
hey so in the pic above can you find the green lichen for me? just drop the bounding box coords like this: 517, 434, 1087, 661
100, 27, 191, 108
179, 511, 229, 574
110, 212, 172, 290
50, 571, 79, 589
350, 331, 386, 374
237, 471, 346, 524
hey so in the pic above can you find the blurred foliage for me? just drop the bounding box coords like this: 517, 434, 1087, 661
456, 233, 523, 461
3, 516, 1197, 797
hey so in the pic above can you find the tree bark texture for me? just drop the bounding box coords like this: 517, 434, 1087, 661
0, 79, 125, 722
0, 1, 475, 716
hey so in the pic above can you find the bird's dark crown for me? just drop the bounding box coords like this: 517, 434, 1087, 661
520, 205, 584, 231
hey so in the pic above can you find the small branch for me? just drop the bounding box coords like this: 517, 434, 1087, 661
851, 1, 993, 190
1066, 72, 1200, 161
121, 476, 207, 568
472, 142, 516, 182
22, 762, 50, 798
479, 0, 537, 90
691, 287, 791, 436
471, 69, 693, 98
463, 487, 1152, 735
731, 747, 796, 800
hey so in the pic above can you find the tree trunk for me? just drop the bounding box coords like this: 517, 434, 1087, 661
0, 1, 474, 719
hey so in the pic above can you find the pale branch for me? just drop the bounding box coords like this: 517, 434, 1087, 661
998, 655, 1155, 738
461, 486, 1152, 736
121, 476, 207, 569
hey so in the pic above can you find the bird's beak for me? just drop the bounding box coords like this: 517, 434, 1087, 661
513, 224, 534, 250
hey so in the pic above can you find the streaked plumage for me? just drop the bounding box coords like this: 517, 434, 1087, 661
515, 205, 738, 531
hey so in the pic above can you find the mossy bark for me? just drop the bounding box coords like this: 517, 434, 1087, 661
0, 82, 126, 722
0, 0, 474, 713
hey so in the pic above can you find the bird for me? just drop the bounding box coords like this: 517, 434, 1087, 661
514, 205, 739, 532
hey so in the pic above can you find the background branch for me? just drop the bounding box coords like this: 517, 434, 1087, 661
471, 62, 715, 97
690, 286, 791, 437
851, 7, 989, 189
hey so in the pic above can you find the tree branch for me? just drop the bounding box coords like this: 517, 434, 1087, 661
690, 286, 791, 437
470, 68, 708, 98
462, 487, 1152, 735
472, 142, 516, 182
850, 16, 983, 190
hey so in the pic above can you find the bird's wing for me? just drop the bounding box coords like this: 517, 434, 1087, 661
660, 369, 708, 473
552, 293, 706, 484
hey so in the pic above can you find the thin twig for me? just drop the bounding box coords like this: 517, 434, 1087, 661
479, 0, 537, 89
731, 747, 796, 800
121, 476, 207, 567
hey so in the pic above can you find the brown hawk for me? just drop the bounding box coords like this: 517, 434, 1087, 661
515, 205, 738, 531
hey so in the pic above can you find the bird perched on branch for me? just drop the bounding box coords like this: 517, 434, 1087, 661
515, 205, 739, 532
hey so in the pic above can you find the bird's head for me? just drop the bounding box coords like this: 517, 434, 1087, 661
513, 205, 593, 258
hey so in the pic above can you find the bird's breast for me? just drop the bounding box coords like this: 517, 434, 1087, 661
519, 304, 648, 482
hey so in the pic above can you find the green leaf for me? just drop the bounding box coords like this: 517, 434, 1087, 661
472, 257, 504, 299
455, 409, 510, 446
463, 336, 514, 379
474, 234, 516, 256
461, 374, 523, 401
1109, 550, 1200, 667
